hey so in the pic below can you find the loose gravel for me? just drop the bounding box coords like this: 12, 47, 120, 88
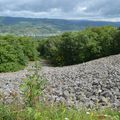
0, 54, 120, 108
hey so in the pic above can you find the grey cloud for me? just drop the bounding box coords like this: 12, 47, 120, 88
85, 0, 120, 17
0, 0, 120, 21
0, 0, 80, 12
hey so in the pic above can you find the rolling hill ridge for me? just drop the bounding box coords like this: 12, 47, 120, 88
0, 16, 120, 36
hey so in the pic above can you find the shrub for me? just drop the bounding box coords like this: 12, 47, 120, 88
20, 62, 47, 107
0, 39, 28, 72
56, 32, 84, 65
38, 36, 62, 65
112, 28, 120, 54
88, 26, 118, 56
38, 26, 120, 66
0, 35, 39, 72
18, 37, 39, 61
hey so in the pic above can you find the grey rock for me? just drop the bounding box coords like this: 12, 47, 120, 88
0, 54, 120, 108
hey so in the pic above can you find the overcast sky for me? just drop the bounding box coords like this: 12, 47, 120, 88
0, 0, 120, 21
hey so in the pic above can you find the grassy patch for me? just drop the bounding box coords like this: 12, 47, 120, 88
0, 103, 120, 120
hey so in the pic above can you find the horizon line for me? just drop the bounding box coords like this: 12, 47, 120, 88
0, 15, 120, 23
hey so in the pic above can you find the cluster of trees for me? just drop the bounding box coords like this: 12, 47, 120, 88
0, 35, 39, 72
39, 26, 120, 66
1, 26, 120, 72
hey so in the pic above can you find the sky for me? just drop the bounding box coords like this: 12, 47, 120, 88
0, 0, 120, 21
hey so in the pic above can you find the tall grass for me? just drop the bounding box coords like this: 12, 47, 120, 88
0, 103, 120, 120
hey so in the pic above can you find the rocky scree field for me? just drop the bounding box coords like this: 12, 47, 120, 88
0, 54, 120, 108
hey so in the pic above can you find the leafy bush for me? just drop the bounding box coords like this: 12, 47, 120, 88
18, 37, 39, 61
38, 36, 62, 65
39, 26, 120, 66
0, 35, 39, 72
112, 28, 120, 54
0, 39, 28, 72
20, 62, 47, 107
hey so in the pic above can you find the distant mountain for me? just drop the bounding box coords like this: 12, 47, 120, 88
0, 16, 120, 36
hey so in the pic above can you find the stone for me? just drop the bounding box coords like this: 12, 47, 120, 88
0, 54, 120, 108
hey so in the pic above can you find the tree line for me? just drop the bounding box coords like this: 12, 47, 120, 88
39, 26, 120, 66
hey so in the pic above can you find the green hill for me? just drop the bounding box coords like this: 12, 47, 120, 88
0, 16, 120, 36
